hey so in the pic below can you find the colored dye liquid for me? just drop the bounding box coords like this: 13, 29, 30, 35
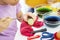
45, 16, 60, 22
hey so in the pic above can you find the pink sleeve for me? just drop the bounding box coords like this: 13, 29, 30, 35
16, 3, 21, 13
20, 21, 34, 37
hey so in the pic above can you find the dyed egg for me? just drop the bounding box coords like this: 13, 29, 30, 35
54, 31, 60, 40
56, 31, 60, 39
25, 0, 48, 8
28, 19, 34, 25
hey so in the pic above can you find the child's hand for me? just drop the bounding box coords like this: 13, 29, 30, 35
0, 17, 13, 32
23, 12, 36, 22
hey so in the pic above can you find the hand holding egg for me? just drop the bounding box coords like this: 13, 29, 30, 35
23, 12, 36, 23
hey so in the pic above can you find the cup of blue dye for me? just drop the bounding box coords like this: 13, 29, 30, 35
40, 32, 54, 40
44, 16, 60, 28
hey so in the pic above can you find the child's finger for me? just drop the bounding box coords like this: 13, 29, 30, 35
23, 14, 28, 22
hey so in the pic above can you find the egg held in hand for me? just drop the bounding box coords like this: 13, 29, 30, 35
28, 19, 34, 25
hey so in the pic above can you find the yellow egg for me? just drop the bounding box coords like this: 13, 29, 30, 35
25, 0, 60, 8
25, 0, 48, 8
28, 19, 34, 25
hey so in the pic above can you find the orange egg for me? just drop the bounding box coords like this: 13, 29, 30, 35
56, 31, 60, 39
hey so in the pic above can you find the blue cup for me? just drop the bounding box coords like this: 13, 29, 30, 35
44, 16, 60, 28
40, 32, 54, 40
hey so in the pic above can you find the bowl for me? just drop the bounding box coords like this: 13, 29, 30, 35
36, 7, 52, 18
44, 16, 60, 28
